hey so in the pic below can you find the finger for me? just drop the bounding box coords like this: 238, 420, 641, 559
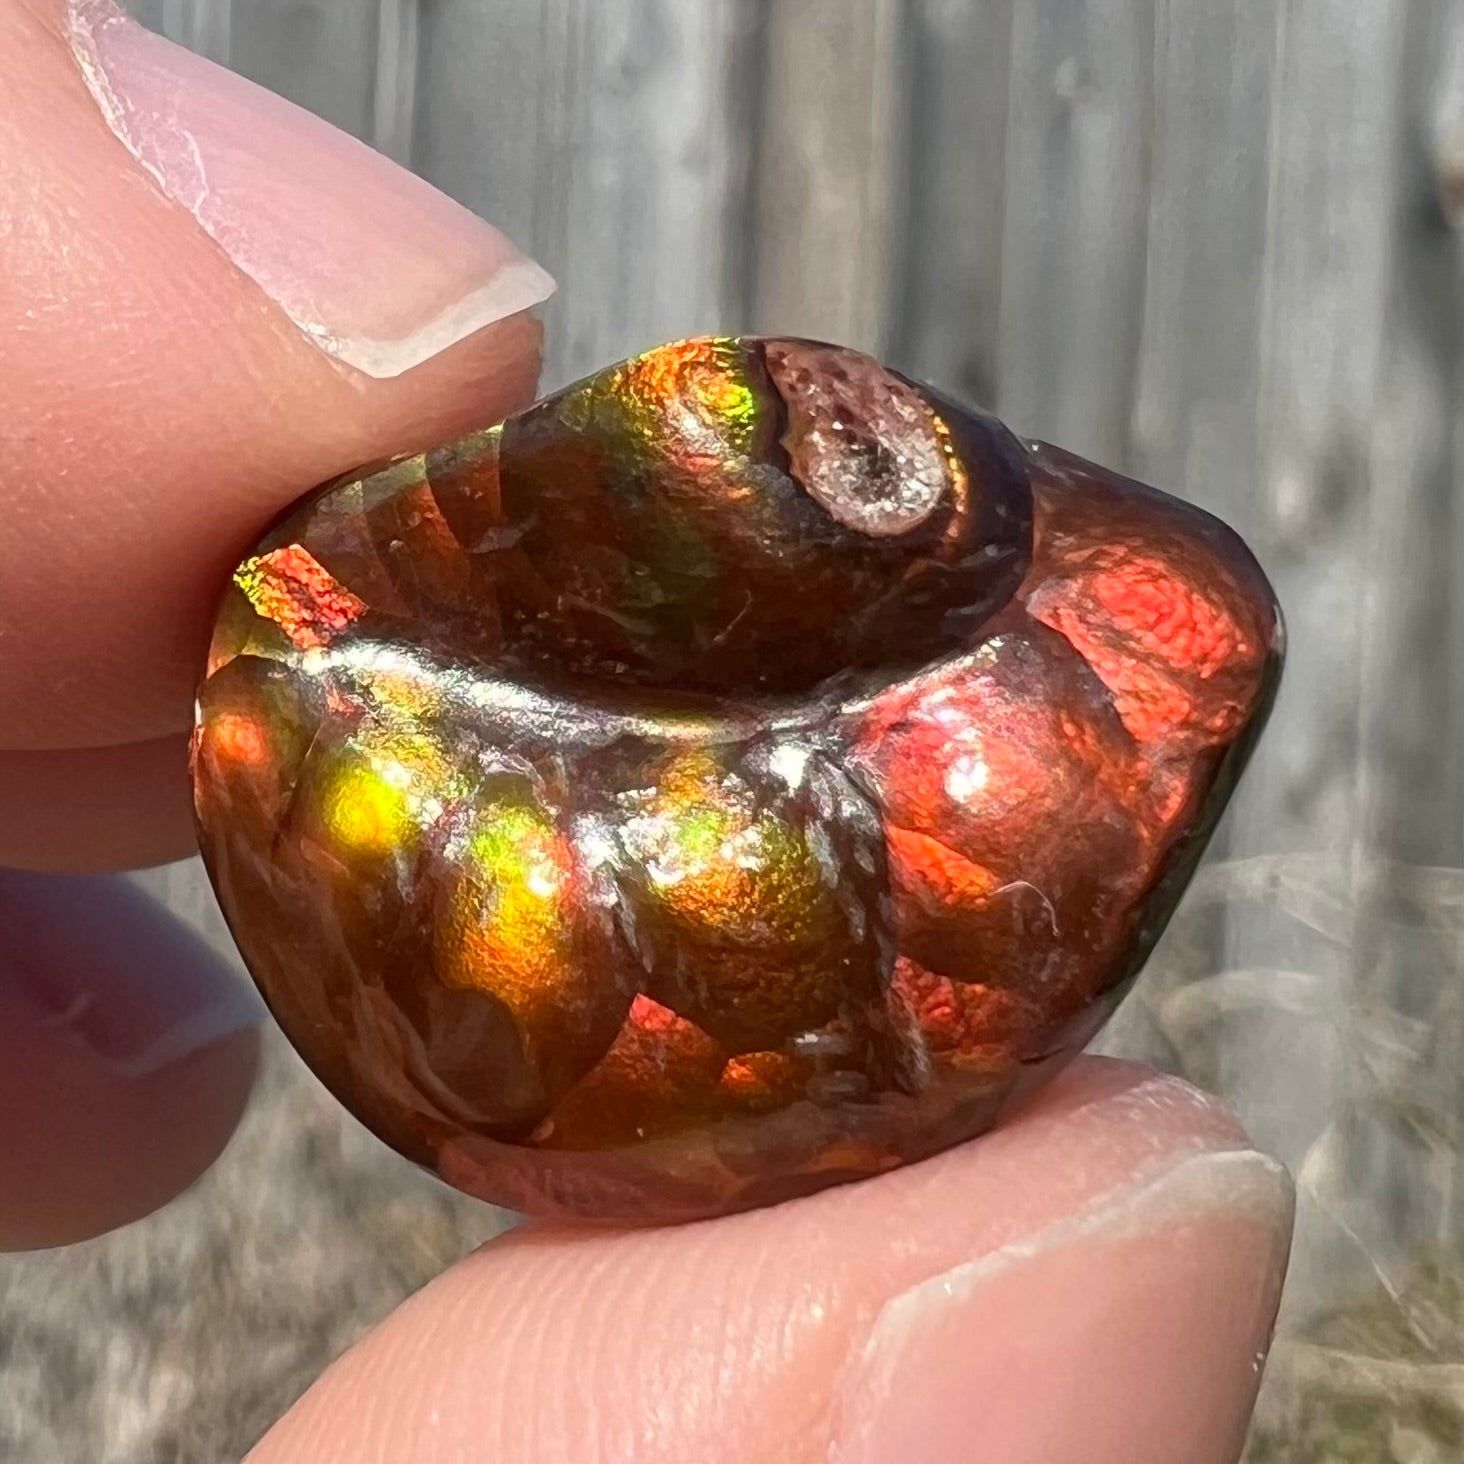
0, 868, 262, 1249
0, 735, 193, 871
251, 1060, 1292, 1464
0, 0, 551, 761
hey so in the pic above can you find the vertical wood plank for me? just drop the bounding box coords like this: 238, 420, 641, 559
124, 0, 230, 59
1342, 0, 1464, 1285
415, 0, 763, 388
1237, 1, 1408, 871
122, 0, 172, 35
372, 0, 420, 164
1131, 4, 1278, 506
548, 1, 765, 381
1359, 0, 1464, 870
890, 0, 1015, 405
1255, 2, 1423, 1315
994, 0, 1154, 466
228, 1, 379, 139
410, 0, 569, 298
749, 0, 907, 354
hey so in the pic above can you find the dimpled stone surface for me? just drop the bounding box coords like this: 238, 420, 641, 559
192, 336, 1282, 1223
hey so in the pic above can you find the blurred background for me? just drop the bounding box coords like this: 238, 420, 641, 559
5, 1, 1463, 1459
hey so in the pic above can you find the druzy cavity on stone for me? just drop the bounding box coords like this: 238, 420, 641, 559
192, 336, 1282, 1223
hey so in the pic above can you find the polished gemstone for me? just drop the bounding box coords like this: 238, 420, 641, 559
192, 336, 1282, 1223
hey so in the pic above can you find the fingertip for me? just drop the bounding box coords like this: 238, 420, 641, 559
336, 307, 545, 466
250, 1061, 1289, 1463
0, 0, 547, 751
0, 1017, 260, 1252
0, 871, 263, 1248
833, 1147, 1292, 1464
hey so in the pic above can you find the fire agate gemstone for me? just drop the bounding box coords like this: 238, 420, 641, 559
192, 337, 1282, 1223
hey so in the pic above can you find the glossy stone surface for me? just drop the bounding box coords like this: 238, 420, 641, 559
192, 336, 1282, 1223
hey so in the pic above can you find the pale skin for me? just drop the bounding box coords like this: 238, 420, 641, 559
0, 3, 1294, 1459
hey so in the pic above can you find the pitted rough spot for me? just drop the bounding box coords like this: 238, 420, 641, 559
765, 341, 950, 537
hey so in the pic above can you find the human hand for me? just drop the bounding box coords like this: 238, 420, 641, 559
0, 4, 1292, 1459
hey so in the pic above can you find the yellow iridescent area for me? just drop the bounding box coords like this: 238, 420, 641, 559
930, 410, 972, 543
434, 803, 577, 1016
615, 337, 757, 458
350, 660, 444, 725
316, 724, 457, 859
622, 753, 828, 946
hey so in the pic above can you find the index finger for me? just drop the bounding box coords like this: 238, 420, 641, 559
251, 1059, 1293, 1464
0, 0, 550, 865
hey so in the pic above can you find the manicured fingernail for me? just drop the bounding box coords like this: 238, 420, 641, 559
834, 1149, 1294, 1464
0, 869, 264, 1078
65, 0, 555, 378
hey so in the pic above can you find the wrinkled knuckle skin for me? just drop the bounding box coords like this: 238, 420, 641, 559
191, 336, 1282, 1223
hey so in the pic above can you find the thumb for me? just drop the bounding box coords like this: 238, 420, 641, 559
250, 1061, 1293, 1464
1, 0, 550, 863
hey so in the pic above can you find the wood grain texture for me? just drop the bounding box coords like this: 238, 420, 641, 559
749, 0, 906, 353
371, 0, 419, 165
228, 0, 380, 138
887, 0, 1013, 406
995, 0, 1154, 467
414, 0, 764, 386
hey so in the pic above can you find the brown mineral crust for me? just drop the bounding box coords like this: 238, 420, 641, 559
763, 339, 954, 537
1020, 442, 1279, 754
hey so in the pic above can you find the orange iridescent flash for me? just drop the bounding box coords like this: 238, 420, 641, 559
436, 803, 576, 1010
206, 710, 270, 769
233, 543, 368, 651
621, 753, 822, 943
618, 336, 757, 456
